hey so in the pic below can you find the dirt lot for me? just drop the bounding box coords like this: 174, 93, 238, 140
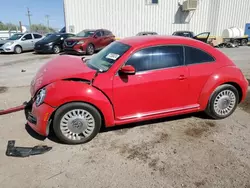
0, 48, 250, 188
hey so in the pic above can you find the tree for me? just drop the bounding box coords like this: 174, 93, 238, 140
0, 22, 18, 31
31, 24, 55, 34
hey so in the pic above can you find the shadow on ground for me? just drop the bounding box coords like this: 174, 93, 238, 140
27, 112, 210, 144
239, 90, 250, 114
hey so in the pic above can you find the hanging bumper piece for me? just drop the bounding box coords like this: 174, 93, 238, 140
6, 140, 52, 157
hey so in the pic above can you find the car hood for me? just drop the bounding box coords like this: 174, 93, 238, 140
30, 55, 96, 96
0, 40, 11, 45
35, 40, 55, 45
65, 36, 91, 41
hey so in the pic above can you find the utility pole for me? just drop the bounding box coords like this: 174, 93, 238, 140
19, 21, 23, 33
26, 7, 32, 32
45, 15, 50, 31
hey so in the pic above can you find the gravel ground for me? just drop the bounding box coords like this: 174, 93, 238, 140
0, 48, 250, 188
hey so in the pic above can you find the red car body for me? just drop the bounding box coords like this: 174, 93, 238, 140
63, 29, 115, 55
26, 35, 248, 143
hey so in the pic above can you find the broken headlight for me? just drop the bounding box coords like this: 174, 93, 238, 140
35, 88, 46, 107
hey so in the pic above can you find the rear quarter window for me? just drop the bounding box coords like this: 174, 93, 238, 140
185, 46, 215, 65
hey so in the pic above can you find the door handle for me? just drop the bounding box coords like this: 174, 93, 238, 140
178, 75, 186, 80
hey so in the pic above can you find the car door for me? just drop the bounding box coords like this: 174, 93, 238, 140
20, 34, 34, 50
93, 30, 105, 50
193, 32, 210, 43
112, 45, 190, 120
184, 45, 217, 105
103, 30, 115, 46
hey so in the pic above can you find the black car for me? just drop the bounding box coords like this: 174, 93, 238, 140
172, 31, 211, 43
136, 31, 158, 36
34, 33, 75, 54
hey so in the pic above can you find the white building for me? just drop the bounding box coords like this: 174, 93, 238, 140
63, 0, 250, 38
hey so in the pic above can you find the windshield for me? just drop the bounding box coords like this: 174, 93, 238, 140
8, 34, 24, 40
42, 34, 61, 42
76, 30, 95, 37
86, 41, 131, 72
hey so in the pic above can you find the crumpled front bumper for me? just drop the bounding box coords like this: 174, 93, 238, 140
25, 99, 55, 136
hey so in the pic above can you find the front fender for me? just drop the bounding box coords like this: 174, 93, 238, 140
198, 66, 248, 110
44, 80, 115, 127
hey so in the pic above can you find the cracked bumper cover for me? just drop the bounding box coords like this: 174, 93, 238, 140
25, 100, 55, 136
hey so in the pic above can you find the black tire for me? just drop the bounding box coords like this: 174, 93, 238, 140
53, 102, 102, 144
14, 45, 22, 54
52, 45, 61, 54
241, 39, 248, 46
205, 84, 239, 119
232, 39, 240, 47
86, 43, 95, 55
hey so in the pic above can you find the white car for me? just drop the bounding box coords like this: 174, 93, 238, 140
0, 33, 44, 54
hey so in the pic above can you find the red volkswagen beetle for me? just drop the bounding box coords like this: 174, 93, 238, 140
26, 36, 248, 144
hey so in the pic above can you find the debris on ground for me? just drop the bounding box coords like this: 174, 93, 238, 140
6, 140, 52, 157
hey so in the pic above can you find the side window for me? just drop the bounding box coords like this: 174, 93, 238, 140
23, 34, 32, 40
185, 46, 215, 65
126, 46, 184, 72
104, 30, 109, 36
95, 31, 103, 37
104, 30, 112, 36
34, 34, 42, 39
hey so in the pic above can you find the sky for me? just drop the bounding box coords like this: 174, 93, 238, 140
0, 0, 64, 29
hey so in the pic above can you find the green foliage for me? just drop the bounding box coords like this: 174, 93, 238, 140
0, 21, 18, 31
31, 24, 55, 34
0, 21, 56, 34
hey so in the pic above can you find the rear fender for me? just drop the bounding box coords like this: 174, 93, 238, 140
198, 66, 247, 109
44, 80, 115, 127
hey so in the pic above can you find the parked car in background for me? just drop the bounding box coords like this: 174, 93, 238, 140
63, 29, 115, 55
45, 33, 53, 37
34, 33, 75, 54
0, 33, 44, 54
136, 31, 158, 36
172, 31, 210, 43
26, 35, 248, 144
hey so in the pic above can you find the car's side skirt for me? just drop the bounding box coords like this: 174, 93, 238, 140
114, 104, 200, 125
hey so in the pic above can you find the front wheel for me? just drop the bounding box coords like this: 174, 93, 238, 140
205, 84, 239, 119
86, 44, 95, 55
53, 45, 61, 54
53, 102, 102, 144
14, 46, 22, 54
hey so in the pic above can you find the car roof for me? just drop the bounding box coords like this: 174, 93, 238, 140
119, 35, 203, 48
173, 31, 193, 33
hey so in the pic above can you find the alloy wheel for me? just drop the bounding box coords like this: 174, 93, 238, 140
213, 89, 236, 116
60, 109, 95, 140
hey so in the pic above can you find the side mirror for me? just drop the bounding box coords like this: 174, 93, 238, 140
21, 38, 26, 41
119, 65, 136, 75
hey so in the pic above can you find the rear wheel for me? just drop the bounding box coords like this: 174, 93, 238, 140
53, 102, 102, 144
241, 39, 248, 46
86, 44, 95, 55
205, 84, 239, 119
14, 46, 22, 54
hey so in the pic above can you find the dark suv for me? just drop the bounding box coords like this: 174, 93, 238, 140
63, 29, 115, 55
